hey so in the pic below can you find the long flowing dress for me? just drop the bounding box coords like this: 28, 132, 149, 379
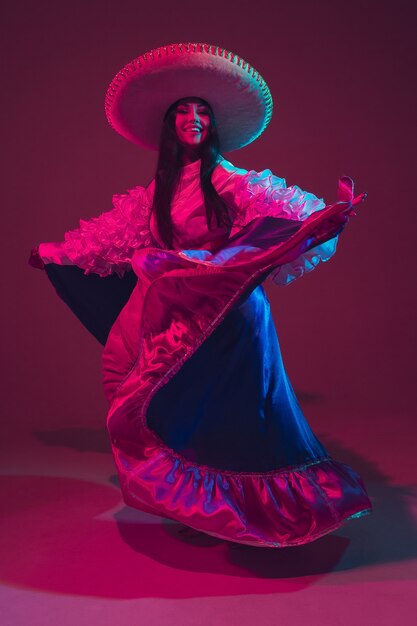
38, 156, 372, 547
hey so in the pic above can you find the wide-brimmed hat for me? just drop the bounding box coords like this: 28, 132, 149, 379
105, 42, 273, 152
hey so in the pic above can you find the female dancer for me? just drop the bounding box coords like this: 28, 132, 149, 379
30, 43, 372, 547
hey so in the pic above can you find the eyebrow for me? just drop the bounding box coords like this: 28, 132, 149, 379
176, 103, 208, 108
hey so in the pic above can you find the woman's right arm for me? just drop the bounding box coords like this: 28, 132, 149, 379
30, 185, 153, 278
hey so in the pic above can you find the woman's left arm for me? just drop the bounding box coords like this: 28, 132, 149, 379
229, 167, 346, 286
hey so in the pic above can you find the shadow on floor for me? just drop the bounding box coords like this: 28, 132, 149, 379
35, 427, 111, 454
20, 423, 415, 598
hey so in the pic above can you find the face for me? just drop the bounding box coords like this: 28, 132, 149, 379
174, 98, 211, 148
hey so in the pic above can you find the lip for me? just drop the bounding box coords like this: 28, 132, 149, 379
184, 125, 202, 131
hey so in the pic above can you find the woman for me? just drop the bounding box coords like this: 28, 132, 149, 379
30, 42, 372, 547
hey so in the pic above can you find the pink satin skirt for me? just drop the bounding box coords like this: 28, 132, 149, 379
101, 180, 373, 547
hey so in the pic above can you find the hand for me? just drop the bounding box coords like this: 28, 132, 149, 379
329, 212, 350, 236
310, 211, 351, 243
28, 246, 45, 270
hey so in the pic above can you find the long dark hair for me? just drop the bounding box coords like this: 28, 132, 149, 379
151, 97, 234, 249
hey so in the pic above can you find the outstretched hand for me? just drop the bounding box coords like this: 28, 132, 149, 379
28, 246, 45, 270
313, 178, 368, 241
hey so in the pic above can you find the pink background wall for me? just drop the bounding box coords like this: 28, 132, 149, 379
2, 0, 416, 444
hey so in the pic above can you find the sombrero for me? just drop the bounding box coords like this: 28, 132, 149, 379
105, 42, 273, 152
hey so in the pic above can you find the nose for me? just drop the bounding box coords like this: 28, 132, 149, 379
187, 105, 201, 123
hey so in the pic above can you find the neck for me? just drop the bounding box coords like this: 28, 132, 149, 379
180, 146, 202, 166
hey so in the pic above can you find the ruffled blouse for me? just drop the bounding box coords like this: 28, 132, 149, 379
39, 157, 338, 286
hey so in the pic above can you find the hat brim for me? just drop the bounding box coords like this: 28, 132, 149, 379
105, 43, 273, 152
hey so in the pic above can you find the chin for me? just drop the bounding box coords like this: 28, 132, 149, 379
184, 138, 204, 146
178, 133, 208, 148
179, 143, 204, 152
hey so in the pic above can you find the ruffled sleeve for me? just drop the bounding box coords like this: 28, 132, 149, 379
230, 168, 339, 286
39, 185, 152, 278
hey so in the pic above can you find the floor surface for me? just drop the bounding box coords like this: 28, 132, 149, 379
1, 406, 416, 626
